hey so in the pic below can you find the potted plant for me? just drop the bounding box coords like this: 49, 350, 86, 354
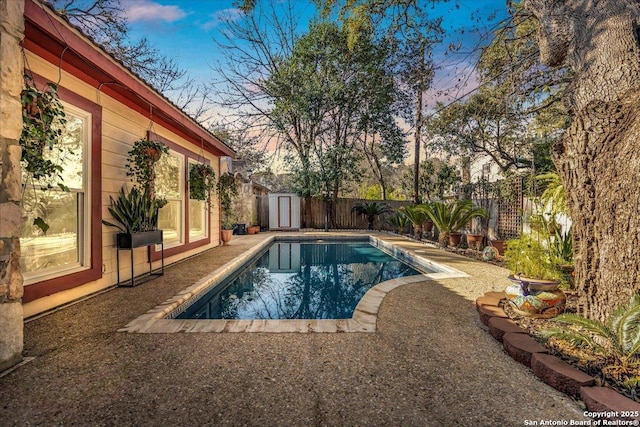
351, 201, 390, 230
189, 163, 216, 205
102, 186, 166, 248
399, 204, 429, 240
125, 138, 169, 200
424, 200, 488, 248
217, 172, 238, 245
503, 234, 566, 318
384, 210, 410, 234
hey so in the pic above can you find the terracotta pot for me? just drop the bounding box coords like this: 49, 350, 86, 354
247, 226, 259, 235
423, 221, 433, 232
221, 229, 233, 245
491, 239, 506, 255
448, 232, 463, 247
466, 233, 484, 250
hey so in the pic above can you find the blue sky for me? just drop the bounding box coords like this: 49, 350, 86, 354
124, 0, 512, 106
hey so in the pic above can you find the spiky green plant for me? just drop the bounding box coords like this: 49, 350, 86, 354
385, 210, 410, 234
541, 294, 640, 387
424, 200, 488, 248
535, 172, 568, 216
102, 186, 164, 233
351, 201, 390, 230
399, 204, 429, 239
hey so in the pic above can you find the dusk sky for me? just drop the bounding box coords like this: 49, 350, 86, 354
123, 0, 512, 109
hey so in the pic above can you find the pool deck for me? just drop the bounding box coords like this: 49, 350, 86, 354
0, 231, 590, 426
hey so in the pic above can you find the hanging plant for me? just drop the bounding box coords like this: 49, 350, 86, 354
125, 138, 169, 199
189, 163, 216, 204
20, 76, 67, 185
20, 76, 68, 234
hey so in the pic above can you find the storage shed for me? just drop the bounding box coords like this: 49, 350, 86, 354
268, 193, 301, 230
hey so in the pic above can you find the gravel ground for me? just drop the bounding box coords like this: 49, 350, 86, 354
0, 232, 590, 426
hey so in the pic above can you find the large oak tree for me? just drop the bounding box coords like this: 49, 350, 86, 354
525, 0, 640, 321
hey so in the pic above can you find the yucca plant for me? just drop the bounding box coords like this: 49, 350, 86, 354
385, 210, 410, 234
102, 186, 165, 233
351, 201, 390, 230
424, 200, 488, 248
541, 294, 640, 390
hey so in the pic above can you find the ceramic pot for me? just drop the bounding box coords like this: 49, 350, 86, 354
505, 275, 566, 318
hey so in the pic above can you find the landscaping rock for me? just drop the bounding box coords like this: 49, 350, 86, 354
580, 386, 640, 420
502, 332, 548, 367
488, 317, 525, 342
475, 295, 502, 310
531, 353, 594, 398
477, 304, 508, 326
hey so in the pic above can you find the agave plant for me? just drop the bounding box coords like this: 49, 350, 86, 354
425, 200, 488, 248
385, 210, 410, 234
102, 186, 165, 233
541, 294, 640, 388
351, 201, 390, 230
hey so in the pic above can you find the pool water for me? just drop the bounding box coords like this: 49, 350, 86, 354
176, 240, 430, 320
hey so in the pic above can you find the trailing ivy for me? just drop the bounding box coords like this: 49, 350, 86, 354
20, 76, 68, 234
216, 172, 238, 229
189, 163, 216, 204
20, 77, 67, 186
125, 138, 169, 199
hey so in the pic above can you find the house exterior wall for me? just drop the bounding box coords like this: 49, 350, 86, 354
0, 0, 25, 372
19, 23, 226, 317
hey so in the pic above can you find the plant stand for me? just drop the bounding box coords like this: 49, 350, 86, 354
116, 231, 164, 287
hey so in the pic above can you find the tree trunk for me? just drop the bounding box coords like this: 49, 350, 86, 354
526, 0, 640, 321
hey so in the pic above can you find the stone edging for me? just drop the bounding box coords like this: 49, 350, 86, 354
476, 293, 640, 421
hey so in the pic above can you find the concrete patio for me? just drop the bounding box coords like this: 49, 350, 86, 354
0, 232, 590, 426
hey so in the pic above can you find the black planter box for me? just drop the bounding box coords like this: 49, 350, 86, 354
116, 230, 163, 249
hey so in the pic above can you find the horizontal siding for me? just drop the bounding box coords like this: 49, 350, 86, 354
22, 50, 223, 316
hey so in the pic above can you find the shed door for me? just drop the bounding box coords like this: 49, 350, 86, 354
278, 196, 291, 228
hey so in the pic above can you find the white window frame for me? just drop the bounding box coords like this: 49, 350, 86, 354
187, 159, 210, 242
157, 148, 185, 249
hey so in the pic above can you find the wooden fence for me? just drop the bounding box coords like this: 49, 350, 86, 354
257, 196, 411, 230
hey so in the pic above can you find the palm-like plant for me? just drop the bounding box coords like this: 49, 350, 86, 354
351, 201, 390, 230
385, 210, 410, 234
425, 200, 488, 247
541, 295, 640, 388
399, 204, 429, 239
535, 172, 568, 216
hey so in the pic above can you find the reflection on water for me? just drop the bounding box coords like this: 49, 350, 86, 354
178, 241, 426, 320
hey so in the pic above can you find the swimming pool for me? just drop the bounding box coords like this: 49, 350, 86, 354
175, 240, 433, 320
121, 233, 469, 333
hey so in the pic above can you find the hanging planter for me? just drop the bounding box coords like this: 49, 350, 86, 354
125, 138, 169, 199
20, 76, 68, 234
189, 163, 216, 204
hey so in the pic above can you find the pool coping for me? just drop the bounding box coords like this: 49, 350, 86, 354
119, 232, 469, 334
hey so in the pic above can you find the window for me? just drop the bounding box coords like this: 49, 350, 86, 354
156, 149, 184, 247
20, 103, 91, 282
188, 160, 209, 242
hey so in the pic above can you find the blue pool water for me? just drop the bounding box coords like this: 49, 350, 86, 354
176, 240, 431, 320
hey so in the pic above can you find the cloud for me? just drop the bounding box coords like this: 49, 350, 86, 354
126, 1, 187, 23
201, 8, 243, 31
